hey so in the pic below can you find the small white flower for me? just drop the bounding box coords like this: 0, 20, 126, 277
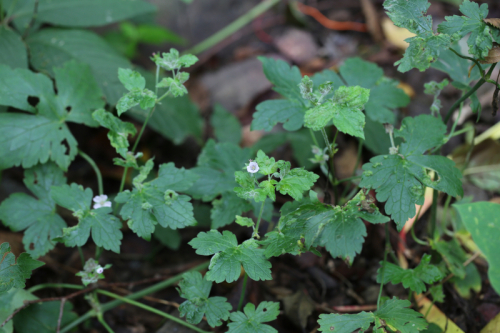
93, 195, 112, 209
247, 161, 259, 174
95, 267, 104, 274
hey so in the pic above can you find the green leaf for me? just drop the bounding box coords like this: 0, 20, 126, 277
14, 301, 77, 333
210, 192, 253, 229
438, 0, 493, 59
396, 34, 452, 73
304, 86, 369, 139
339, 57, 384, 88
255, 150, 279, 176
377, 254, 444, 294
383, 0, 433, 35
227, 301, 280, 333
252, 99, 305, 132
318, 298, 427, 333
8, 0, 155, 28
0, 163, 67, 258
116, 88, 156, 116
152, 49, 198, 71
92, 109, 137, 157
185, 140, 251, 201
116, 163, 198, 240
257, 57, 302, 101
210, 104, 242, 144
27, 28, 132, 105
360, 115, 463, 229
0, 243, 44, 294
277, 191, 388, 263
0, 26, 27, 69
454, 202, 500, 295
178, 271, 232, 327
51, 184, 123, 253
235, 216, 254, 227
0, 60, 104, 170
118, 68, 146, 91
275, 164, 319, 201
189, 231, 272, 283
383, 0, 451, 72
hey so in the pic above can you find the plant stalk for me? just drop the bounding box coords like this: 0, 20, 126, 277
237, 273, 248, 312
377, 223, 390, 309
78, 149, 103, 196
96, 290, 210, 333
253, 200, 266, 238
185, 0, 280, 55
61, 261, 209, 333
444, 64, 496, 123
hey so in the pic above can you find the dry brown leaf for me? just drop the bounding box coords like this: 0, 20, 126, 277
484, 18, 500, 29
282, 289, 316, 329
381, 17, 415, 49
361, 0, 383, 42
479, 44, 500, 64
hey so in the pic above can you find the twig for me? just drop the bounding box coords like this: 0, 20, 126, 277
296, 2, 367, 32
56, 299, 66, 333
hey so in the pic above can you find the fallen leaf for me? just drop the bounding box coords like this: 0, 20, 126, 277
479, 44, 500, 64
484, 18, 500, 29
381, 17, 416, 49
415, 294, 465, 333
283, 288, 316, 329
481, 311, 500, 333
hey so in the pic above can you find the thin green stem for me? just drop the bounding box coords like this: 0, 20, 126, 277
429, 189, 438, 240
237, 273, 248, 312
95, 246, 103, 261
449, 126, 471, 138
27, 283, 83, 293
184, 0, 280, 55
78, 149, 103, 195
463, 164, 500, 175
78, 247, 85, 267
336, 175, 361, 184
444, 64, 496, 123
96, 290, 210, 333
377, 224, 390, 309
448, 48, 485, 78
96, 313, 114, 333
339, 139, 363, 198
409, 204, 428, 246
61, 261, 209, 333
309, 128, 320, 147
424, 300, 435, 319
321, 128, 333, 157
115, 65, 161, 215
253, 200, 266, 238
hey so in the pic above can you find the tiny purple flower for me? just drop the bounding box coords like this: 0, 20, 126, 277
96, 267, 104, 274
247, 161, 259, 174
93, 195, 112, 209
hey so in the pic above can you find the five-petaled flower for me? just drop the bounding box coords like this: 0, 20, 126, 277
93, 195, 112, 209
247, 161, 259, 174
95, 267, 104, 274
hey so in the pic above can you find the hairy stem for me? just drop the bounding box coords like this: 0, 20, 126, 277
96, 290, 210, 333
185, 0, 280, 55
60, 261, 209, 333
444, 64, 496, 123
253, 200, 266, 238
377, 224, 390, 309
96, 312, 114, 333
237, 273, 248, 312
28, 283, 84, 293
410, 205, 428, 246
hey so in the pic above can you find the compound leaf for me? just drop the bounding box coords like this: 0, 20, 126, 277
360, 115, 463, 229
0, 243, 44, 294
377, 254, 444, 294
252, 99, 305, 132
275, 167, 319, 201
257, 57, 302, 101
178, 271, 232, 327
304, 86, 369, 139
189, 231, 271, 283
438, 0, 494, 59
0, 163, 67, 258
115, 162, 197, 240
227, 301, 280, 333
51, 184, 122, 253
